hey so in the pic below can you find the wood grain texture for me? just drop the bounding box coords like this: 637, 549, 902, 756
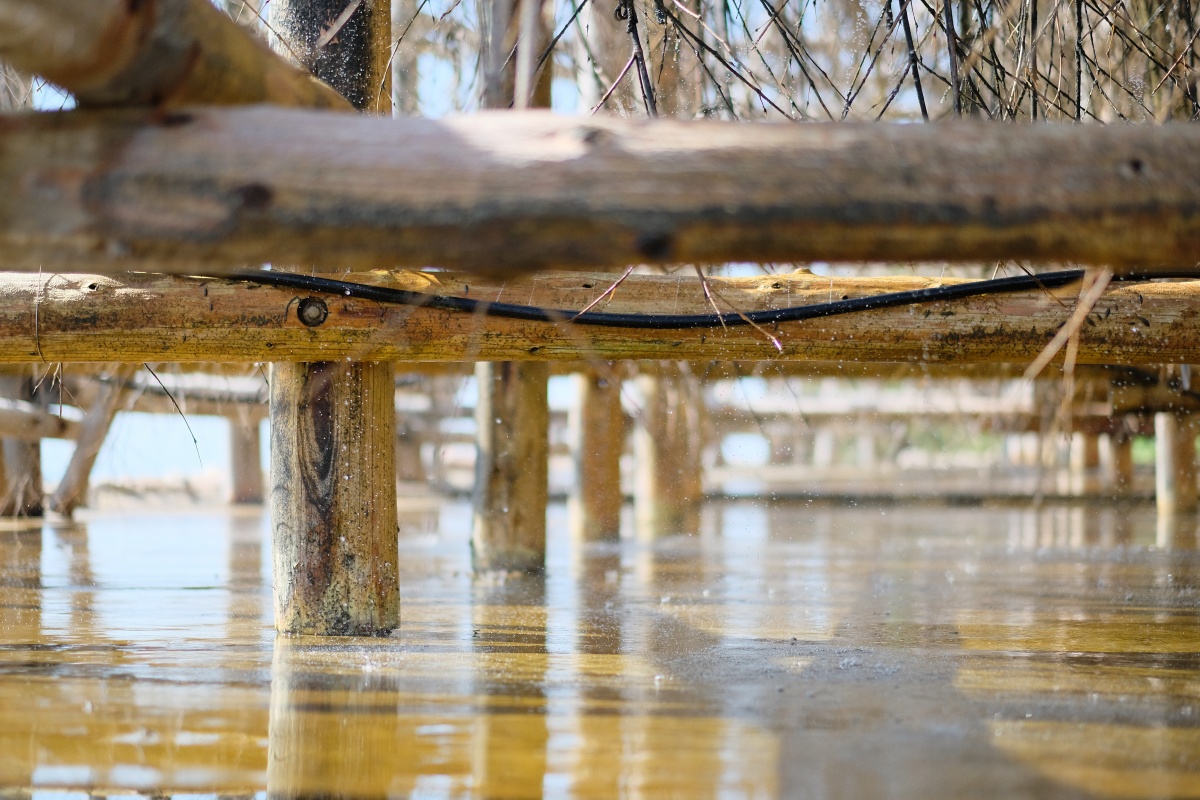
1, 270, 1199, 366
0, 0, 350, 109
270, 361, 398, 635
471, 361, 549, 573
1, 108, 1200, 275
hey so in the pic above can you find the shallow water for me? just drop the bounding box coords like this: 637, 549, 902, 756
0, 501, 1198, 798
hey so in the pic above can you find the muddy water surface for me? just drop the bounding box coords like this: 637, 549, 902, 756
0, 501, 1198, 798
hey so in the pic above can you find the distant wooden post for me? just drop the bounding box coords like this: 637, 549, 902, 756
1111, 430, 1135, 492
633, 366, 703, 538
0, 371, 42, 517
568, 369, 624, 543
267, 0, 398, 635
229, 410, 265, 505
395, 417, 425, 483
49, 365, 136, 517
1155, 411, 1198, 516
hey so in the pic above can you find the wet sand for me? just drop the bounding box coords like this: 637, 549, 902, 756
0, 500, 1198, 798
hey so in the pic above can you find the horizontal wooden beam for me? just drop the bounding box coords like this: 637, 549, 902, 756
3, 108, 1200, 275
1, 270, 1198, 366
0, 399, 78, 440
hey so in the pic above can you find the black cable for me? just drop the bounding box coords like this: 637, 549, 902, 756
228, 268, 1105, 330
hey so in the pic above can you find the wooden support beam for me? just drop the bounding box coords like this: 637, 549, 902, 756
266, 0, 399, 636
229, 412, 265, 504
4, 271, 1200, 366
568, 369, 624, 542
633, 367, 703, 539
1155, 411, 1198, 515
1, 109, 1200, 275
0, 400, 79, 441
0, 0, 349, 109
47, 365, 135, 517
270, 361, 398, 635
471, 362, 549, 572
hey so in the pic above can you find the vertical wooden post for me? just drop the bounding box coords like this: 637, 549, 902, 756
271, 362, 398, 635
471, 0, 553, 572
267, 0, 398, 635
1111, 430, 1135, 492
394, 417, 425, 483
0, 371, 42, 517
633, 366, 703, 539
472, 362, 549, 572
229, 410, 265, 505
49, 365, 136, 517
1156, 411, 1198, 516
568, 369, 624, 542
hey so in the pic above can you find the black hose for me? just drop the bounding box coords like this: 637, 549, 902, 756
224, 268, 1145, 331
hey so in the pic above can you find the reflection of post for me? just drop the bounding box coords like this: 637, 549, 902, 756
473, 362, 550, 572
229, 411, 266, 505
0, 524, 41, 789
1155, 411, 1198, 516
268, 639, 389, 799
633, 366, 703, 539
469, 578, 549, 797
569, 370, 624, 543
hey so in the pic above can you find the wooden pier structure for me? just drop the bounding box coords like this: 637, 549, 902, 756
3, 0, 1200, 640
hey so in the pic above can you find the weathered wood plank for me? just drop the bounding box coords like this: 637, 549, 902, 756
2, 108, 1200, 275
0, 0, 349, 109
0, 399, 79, 441
1, 270, 1198, 366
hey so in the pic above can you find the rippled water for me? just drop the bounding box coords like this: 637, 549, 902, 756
0, 501, 1198, 798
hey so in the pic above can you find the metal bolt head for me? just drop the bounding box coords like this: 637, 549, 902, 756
297, 297, 329, 327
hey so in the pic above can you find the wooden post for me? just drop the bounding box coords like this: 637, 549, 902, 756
472, 362, 550, 572
229, 410, 265, 505
394, 417, 425, 483
633, 366, 702, 539
0, 372, 42, 517
1111, 430, 1135, 492
271, 362, 398, 635
48, 365, 136, 517
1155, 411, 1198, 516
267, 0, 398, 635
568, 369, 624, 543
470, 0, 553, 573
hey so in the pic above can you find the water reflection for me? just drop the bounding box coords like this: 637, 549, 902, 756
0, 502, 1197, 797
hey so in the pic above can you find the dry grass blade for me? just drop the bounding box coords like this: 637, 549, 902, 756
1023, 267, 1113, 381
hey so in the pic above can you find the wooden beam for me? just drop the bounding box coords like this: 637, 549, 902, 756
0, 399, 79, 441
47, 365, 135, 517
0, 0, 349, 109
266, 0, 399, 636
3, 270, 1200, 366
2, 108, 1200, 275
